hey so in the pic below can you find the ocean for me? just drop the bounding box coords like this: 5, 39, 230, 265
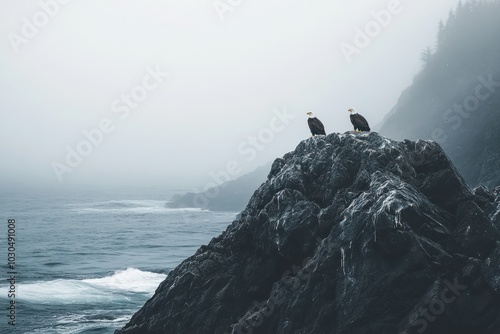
0, 186, 238, 334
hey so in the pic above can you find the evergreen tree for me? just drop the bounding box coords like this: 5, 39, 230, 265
420, 47, 433, 68
437, 20, 446, 49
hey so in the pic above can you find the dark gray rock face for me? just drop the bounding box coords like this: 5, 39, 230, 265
117, 133, 500, 334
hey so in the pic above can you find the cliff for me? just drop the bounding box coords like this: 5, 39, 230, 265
378, 1, 500, 188
117, 133, 500, 334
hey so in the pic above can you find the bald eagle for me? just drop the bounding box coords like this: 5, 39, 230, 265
348, 108, 370, 132
306, 111, 326, 136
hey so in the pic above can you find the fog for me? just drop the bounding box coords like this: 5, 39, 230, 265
0, 0, 463, 189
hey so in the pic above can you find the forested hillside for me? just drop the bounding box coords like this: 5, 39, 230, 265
380, 0, 500, 187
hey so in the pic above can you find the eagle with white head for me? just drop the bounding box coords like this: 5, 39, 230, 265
348, 108, 371, 132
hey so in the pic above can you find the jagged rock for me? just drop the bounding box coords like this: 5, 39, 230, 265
116, 133, 500, 334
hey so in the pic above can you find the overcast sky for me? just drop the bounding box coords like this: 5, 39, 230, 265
0, 0, 463, 189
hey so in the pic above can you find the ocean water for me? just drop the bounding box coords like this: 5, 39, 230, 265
0, 186, 238, 334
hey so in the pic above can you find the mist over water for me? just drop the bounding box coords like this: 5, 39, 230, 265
0, 0, 463, 188
0, 186, 237, 333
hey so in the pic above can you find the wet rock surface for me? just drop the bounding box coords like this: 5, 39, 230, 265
117, 133, 500, 334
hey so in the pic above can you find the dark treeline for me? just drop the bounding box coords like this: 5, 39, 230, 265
417, 0, 500, 95
380, 0, 500, 188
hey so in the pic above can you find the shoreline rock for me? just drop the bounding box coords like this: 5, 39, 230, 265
117, 133, 500, 334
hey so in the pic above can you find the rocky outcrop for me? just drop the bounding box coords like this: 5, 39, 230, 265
117, 133, 500, 334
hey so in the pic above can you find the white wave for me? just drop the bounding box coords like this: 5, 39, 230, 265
83, 267, 165, 293
6, 268, 166, 305
67, 199, 204, 214
75, 207, 203, 214
55, 311, 132, 326
32, 312, 133, 334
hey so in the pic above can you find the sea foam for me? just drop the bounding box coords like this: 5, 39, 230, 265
67, 199, 204, 214
5, 268, 166, 305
